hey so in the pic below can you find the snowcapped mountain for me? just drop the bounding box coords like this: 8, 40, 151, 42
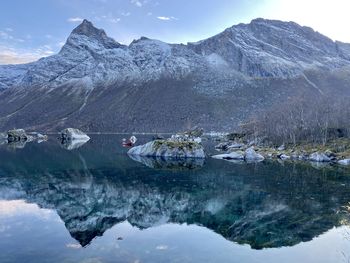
0, 19, 350, 132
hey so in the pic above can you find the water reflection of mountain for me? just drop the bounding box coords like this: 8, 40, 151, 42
0, 135, 350, 249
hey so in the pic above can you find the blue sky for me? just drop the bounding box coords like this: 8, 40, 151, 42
1, 0, 350, 64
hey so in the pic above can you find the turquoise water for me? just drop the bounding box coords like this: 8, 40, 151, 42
0, 135, 350, 263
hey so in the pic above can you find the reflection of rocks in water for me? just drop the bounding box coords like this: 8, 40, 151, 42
310, 162, 332, 170
128, 154, 205, 170
1, 142, 350, 249
7, 140, 27, 149
60, 139, 89, 150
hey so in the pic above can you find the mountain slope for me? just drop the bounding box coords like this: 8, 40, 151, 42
0, 19, 350, 132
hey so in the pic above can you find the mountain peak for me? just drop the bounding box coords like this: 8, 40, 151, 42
62, 19, 124, 51
72, 19, 107, 38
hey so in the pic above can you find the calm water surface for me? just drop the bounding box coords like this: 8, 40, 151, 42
0, 135, 350, 263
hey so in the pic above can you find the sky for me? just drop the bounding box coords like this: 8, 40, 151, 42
1, 0, 350, 64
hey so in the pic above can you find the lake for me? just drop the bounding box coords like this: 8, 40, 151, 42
0, 135, 350, 263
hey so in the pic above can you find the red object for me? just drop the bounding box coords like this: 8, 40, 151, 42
122, 139, 134, 147
122, 141, 133, 147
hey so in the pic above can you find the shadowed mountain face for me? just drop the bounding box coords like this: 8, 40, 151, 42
0, 135, 350, 249
0, 19, 350, 132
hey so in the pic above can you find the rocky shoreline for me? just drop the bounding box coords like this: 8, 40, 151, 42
211, 135, 350, 166
1, 127, 350, 167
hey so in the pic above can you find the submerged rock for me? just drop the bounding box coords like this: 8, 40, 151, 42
309, 152, 331, 162
60, 128, 90, 141
338, 159, 350, 166
244, 147, 265, 162
7, 129, 28, 142
128, 139, 205, 159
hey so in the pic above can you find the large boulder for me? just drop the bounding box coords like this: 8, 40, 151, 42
244, 147, 265, 162
128, 139, 205, 159
60, 128, 90, 141
212, 151, 245, 160
7, 129, 28, 142
215, 142, 245, 151
309, 152, 331, 162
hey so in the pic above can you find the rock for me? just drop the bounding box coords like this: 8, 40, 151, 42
212, 151, 245, 160
216, 142, 244, 151
309, 152, 331, 162
277, 144, 285, 151
215, 142, 231, 151
60, 128, 90, 141
227, 143, 245, 150
244, 147, 264, 162
7, 129, 28, 142
279, 154, 291, 160
338, 159, 350, 166
248, 140, 256, 147
128, 139, 205, 159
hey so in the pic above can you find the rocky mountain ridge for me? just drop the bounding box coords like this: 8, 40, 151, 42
0, 19, 350, 131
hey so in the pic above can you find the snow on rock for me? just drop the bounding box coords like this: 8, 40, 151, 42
128, 139, 205, 159
2, 18, 350, 91
60, 128, 90, 141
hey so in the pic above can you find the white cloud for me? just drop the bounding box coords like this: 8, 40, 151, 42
147, 12, 152, 16
5, 28, 13, 32
121, 12, 131, 16
109, 18, 121, 23
0, 44, 56, 65
157, 16, 178, 21
0, 31, 13, 40
67, 17, 84, 23
131, 0, 143, 7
